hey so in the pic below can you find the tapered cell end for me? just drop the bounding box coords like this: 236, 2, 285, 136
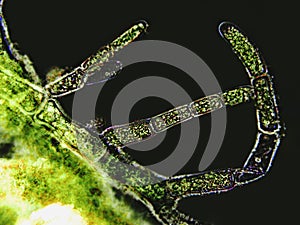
137, 20, 149, 30
218, 21, 237, 38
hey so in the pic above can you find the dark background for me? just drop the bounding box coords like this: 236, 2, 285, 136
3, 0, 299, 224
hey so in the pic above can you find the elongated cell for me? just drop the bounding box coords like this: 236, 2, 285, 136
219, 22, 267, 79
253, 76, 279, 132
137, 170, 234, 202
100, 86, 253, 149
46, 68, 86, 97
46, 21, 148, 97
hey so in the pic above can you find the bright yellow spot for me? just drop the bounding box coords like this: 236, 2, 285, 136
19, 203, 87, 225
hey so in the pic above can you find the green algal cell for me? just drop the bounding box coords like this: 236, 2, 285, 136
221, 25, 266, 78
190, 95, 223, 115
110, 22, 148, 51
156, 110, 180, 129
222, 86, 253, 106
49, 69, 84, 95
253, 77, 278, 131
166, 171, 233, 197
110, 120, 153, 145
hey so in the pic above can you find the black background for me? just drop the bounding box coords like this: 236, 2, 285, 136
3, 0, 299, 224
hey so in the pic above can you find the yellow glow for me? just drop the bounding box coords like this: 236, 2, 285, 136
19, 203, 87, 225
